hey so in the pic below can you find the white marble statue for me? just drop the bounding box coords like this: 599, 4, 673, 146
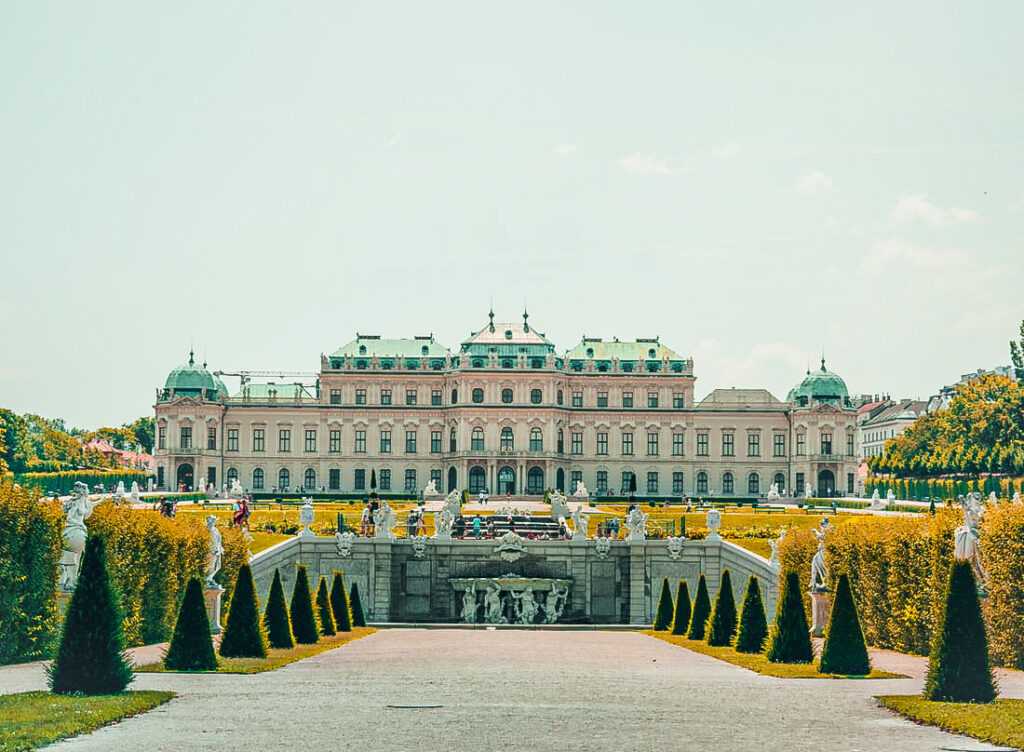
299, 497, 316, 538
373, 501, 397, 540
543, 583, 569, 623
114, 480, 126, 498
766, 483, 781, 502
886, 488, 896, 502
129, 481, 141, 503
869, 488, 886, 511
59, 482, 103, 591
1014, 491, 1022, 505
625, 506, 648, 542
572, 480, 589, 498
460, 584, 478, 623
549, 490, 571, 522
147, 478, 155, 492
230, 478, 243, 496
804, 484, 815, 499
706, 508, 722, 541
484, 584, 506, 624
769, 528, 786, 569
422, 479, 439, 497
988, 491, 999, 504
433, 507, 455, 541
809, 519, 830, 593
512, 589, 539, 624
205, 515, 223, 588
571, 506, 589, 540
954, 492, 986, 593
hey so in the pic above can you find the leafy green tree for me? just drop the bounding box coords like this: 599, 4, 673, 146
219, 564, 267, 658
163, 577, 217, 671
687, 574, 712, 640
289, 566, 319, 644
349, 581, 367, 627
48, 536, 134, 694
330, 572, 352, 632
671, 580, 691, 636
262, 570, 293, 649
735, 576, 769, 654
706, 570, 738, 646
766, 571, 813, 664
316, 577, 336, 636
653, 578, 674, 631
1011, 319, 1024, 382
818, 574, 870, 675
924, 561, 996, 702
127, 416, 155, 453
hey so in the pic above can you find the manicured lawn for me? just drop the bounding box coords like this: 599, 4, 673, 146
0, 690, 174, 752
730, 538, 772, 557
878, 695, 1024, 750
137, 627, 375, 674
248, 531, 291, 553
648, 632, 903, 679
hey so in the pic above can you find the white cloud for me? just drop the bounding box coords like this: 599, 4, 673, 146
553, 143, 578, 156
619, 152, 678, 175
712, 142, 740, 160
796, 171, 834, 194
892, 195, 980, 225
859, 239, 970, 275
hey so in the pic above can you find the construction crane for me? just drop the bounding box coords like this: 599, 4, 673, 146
213, 369, 318, 389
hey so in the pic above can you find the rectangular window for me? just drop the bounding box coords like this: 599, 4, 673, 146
430, 468, 442, 490
747, 433, 760, 457
207, 427, 216, 450
380, 469, 391, 491
278, 429, 291, 452
431, 389, 442, 406
647, 432, 659, 456
252, 428, 265, 452
672, 392, 684, 409
621, 471, 634, 493
355, 388, 367, 405
821, 432, 833, 456
622, 432, 634, 456
596, 471, 608, 493
405, 469, 417, 492
647, 391, 659, 408
180, 427, 192, 449
571, 471, 583, 493
354, 469, 366, 490
697, 431, 708, 456
571, 391, 583, 408
329, 389, 341, 405
405, 430, 417, 454
381, 389, 392, 406
406, 389, 417, 406
596, 432, 608, 456
380, 430, 391, 454
847, 433, 855, 457
305, 430, 316, 453
622, 391, 634, 408
797, 433, 806, 456
471, 431, 484, 451
355, 430, 366, 453
795, 472, 805, 495
329, 469, 341, 490
722, 433, 734, 457
226, 428, 238, 451
773, 434, 785, 457
329, 430, 341, 453
672, 432, 684, 456
158, 426, 166, 450
672, 472, 684, 495
647, 471, 658, 494
571, 431, 583, 455
157, 466, 165, 487
430, 430, 442, 454
597, 391, 608, 408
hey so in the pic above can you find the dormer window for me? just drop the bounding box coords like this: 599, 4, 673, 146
505, 329, 513, 339
359, 345, 367, 355
421, 345, 429, 356
648, 348, 656, 358
586, 348, 594, 358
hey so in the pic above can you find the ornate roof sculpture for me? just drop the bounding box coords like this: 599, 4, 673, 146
786, 359, 851, 407
161, 350, 226, 401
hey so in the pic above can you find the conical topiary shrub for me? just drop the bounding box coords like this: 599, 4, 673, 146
316, 577, 336, 636
289, 566, 319, 644
687, 574, 712, 640
349, 581, 367, 627
766, 571, 813, 663
219, 563, 267, 658
819, 573, 870, 675
707, 570, 738, 646
48, 536, 134, 694
330, 572, 352, 632
163, 577, 217, 671
653, 578, 674, 631
924, 561, 996, 702
671, 580, 692, 636
735, 575, 769, 654
263, 569, 294, 649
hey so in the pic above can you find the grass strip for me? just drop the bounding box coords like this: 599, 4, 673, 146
878, 695, 1024, 750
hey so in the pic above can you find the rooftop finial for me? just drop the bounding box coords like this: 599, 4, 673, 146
188, 348, 195, 367
488, 306, 495, 333
523, 307, 529, 333
821, 356, 826, 372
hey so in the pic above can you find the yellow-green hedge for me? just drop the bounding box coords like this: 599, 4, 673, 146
16, 470, 150, 496
778, 506, 1024, 667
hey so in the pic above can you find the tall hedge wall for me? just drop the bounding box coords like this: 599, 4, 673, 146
865, 476, 1024, 501
778, 505, 1024, 668
16, 470, 151, 496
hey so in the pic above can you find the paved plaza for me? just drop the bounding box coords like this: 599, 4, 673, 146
0, 630, 1011, 751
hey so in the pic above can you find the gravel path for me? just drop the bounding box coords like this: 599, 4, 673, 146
0, 630, 1009, 751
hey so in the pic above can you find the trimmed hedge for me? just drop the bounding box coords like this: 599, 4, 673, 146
735, 576, 768, 654
289, 566, 319, 644
16, 470, 150, 496
671, 580, 691, 636
653, 578, 674, 631
818, 573, 870, 675
687, 575, 712, 641
163, 577, 217, 671
316, 577, 336, 636
349, 581, 367, 627
706, 570, 738, 646
330, 573, 352, 632
219, 564, 267, 658
766, 571, 813, 664
263, 570, 293, 648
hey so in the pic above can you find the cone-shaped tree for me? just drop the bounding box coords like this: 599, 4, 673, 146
766, 571, 813, 663
163, 577, 217, 671
349, 581, 367, 627
316, 577, 336, 636
219, 564, 267, 658
819, 574, 870, 675
653, 578, 674, 631
263, 569, 294, 649
48, 536, 134, 694
671, 580, 692, 636
687, 575, 712, 641
923, 561, 996, 702
735, 576, 769, 654
707, 570, 738, 646
289, 566, 319, 644
330, 572, 352, 632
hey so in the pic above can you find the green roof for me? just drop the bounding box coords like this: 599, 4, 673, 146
234, 382, 313, 401
163, 352, 225, 400
331, 335, 450, 359
460, 313, 557, 358
565, 337, 684, 361
786, 360, 850, 404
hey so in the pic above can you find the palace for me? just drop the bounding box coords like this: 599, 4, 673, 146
153, 312, 860, 499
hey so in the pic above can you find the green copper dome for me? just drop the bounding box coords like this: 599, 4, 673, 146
162, 351, 224, 400
787, 359, 849, 405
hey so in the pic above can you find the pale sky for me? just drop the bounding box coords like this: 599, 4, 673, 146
2, 2, 1022, 429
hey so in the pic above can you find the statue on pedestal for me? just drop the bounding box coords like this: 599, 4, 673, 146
461, 584, 478, 623
205, 515, 223, 589
373, 501, 396, 540
299, 497, 316, 538
766, 483, 781, 502
230, 478, 243, 496
571, 506, 588, 540
625, 507, 648, 542
543, 583, 569, 623
422, 479, 439, 497
954, 492, 986, 595
129, 481, 141, 503
769, 528, 786, 569
60, 483, 103, 591
433, 507, 455, 540
706, 508, 722, 541
512, 589, 539, 624
809, 519, 831, 636
549, 490, 570, 522
572, 481, 589, 499
484, 583, 506, 624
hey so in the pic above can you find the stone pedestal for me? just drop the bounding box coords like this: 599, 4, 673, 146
204, 586, 224, 634
809, 590, 831, 637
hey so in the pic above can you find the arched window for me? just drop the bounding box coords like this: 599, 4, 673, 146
451, 389, 458, 404
527, 466, 544, 494
722, 472, 734, 495
227, 467, 239, 486
500, 427, 514, 452
449, 427, 457, 452
472, 388, 484, 403
557, 389, 564, 405
501, 388, 514, 404
530, 388, 542, 404
469, 466, 487, 493
748, 472, 760, 495
529, 428, 543, 452
471, 427, 484, 451
252, 468, 264, 490
557, 429, 564, 453
773, 472, 786, 493
278, 468, 290, 490
304, 468, 316, 490
696, 471, 708, 494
